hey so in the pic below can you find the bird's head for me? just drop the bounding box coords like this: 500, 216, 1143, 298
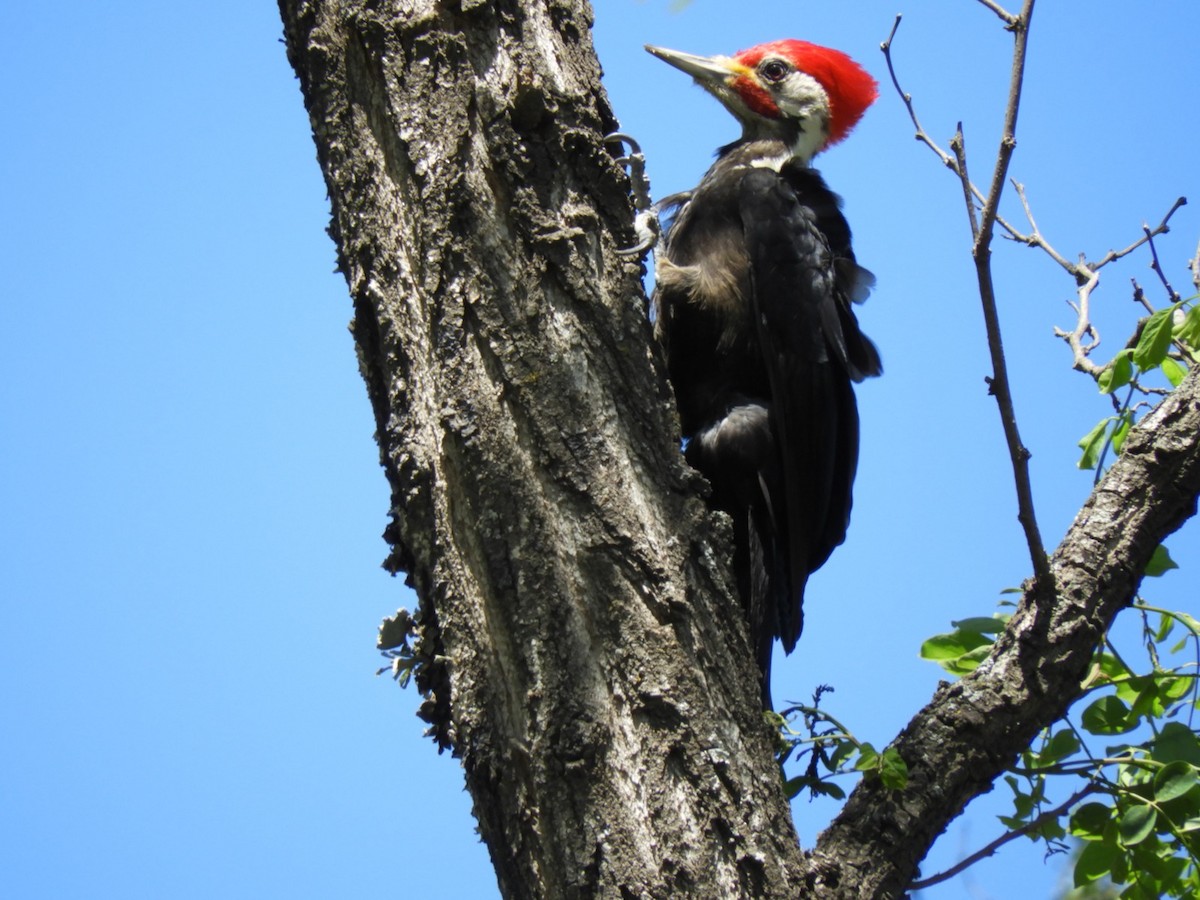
645, 39, 877, 164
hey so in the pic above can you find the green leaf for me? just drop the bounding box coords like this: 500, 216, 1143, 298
1070, 802, 1113, 840
1180, 816, 1200, 833
1011, 787, 1036, 819
808, 780, 846, 800
949, 616, 1008, 635
879, 747, 908, 790
781, 776, 806, 799
1110, 411, 1133, 455
1099, 348, 1134, 393
1151, 722, 1200, 766
1114, 673, 1151, 706
919, 630, 992, 661
1081, 696, 1135, 735
1137, 851, 1188, 888
855, 743, 879, 771
919, 621, 996, 675
1134, 305, 1177, 370
1154, 760, 1198, 802
851, 744, 907, 790
1035, 729, 1081, 767
1075, 837, 1119, 885
1161, 356, 1187, 387
1030, 816, 1066, 843
1117, 803, 1156, 846
1144, 545, 1178, 577
1096, 652, 1133, 682
1130, 678, 1167, 720
1078, 417, 1114, 469
1162, 677, 1192, 701
1175, 304, 1200, 348
828, 740, 856, 770
938, 645, 993, 676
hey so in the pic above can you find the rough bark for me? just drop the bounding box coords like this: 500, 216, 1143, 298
278, 1, 1200, 897
278, 1, 807, 897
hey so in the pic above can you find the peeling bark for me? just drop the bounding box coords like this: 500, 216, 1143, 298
278, 1, 1200, 897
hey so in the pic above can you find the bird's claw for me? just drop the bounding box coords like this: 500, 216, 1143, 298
605, 132, 660, 257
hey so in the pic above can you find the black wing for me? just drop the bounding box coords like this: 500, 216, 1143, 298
738, 167, 880, 653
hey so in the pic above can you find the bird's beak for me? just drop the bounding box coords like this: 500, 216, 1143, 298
644, 45, 750, 90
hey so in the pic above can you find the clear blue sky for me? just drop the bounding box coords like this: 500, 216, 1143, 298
2, 2, 1196, 898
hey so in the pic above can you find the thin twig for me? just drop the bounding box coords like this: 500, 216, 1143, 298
1088, 196, 1187, 271
1190, 237, 1200, 292
950, 125, 979, 239
910, 784, 1099, 890
880, 16, 956, 171
1010, 179, 1080, 276
974, 0, 1019, 26
881, 3, 1185, 579
967, 0, 1050, 586
1144, 227, 1182, 304
884, 3, 1052, 581
880, 18, 1026, 242
1049, 196, 1187, 380
1132, 279, 1154, 315
975, 0, 1033, 250
1053, 271, 1105, 376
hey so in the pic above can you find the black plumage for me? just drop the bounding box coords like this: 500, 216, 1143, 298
653, 140, 881, 699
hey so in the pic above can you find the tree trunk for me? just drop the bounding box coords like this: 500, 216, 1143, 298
278, 0, 808, 896
278, 1, 1200, 897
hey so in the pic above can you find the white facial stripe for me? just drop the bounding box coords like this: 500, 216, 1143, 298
773, 70, 830, 162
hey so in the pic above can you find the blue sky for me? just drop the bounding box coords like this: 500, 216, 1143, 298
2, 2, 1197, 898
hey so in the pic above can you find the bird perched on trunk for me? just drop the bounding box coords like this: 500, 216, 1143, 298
646, 40, 882, 704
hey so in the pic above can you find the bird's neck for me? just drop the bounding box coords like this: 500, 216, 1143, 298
717, 108, 828, 169
715, 136, 813, 172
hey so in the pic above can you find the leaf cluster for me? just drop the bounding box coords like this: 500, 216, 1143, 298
774, 687, 908, 802
1078, 296, 1200, 472
922, 592, 1200, 897
376, 606, 455, 748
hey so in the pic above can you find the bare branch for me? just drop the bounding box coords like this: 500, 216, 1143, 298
1088, 196, 1187, 271
880, 17, 1027, 244
974, 0, 1019, 27
1132, 279, 1155, 316
1010, 179, 1081, 276
880, 16, 958, 171
975, 0, 1034, 248
1191, 237, 1200, 292
1144, 226, 1183, 304
950, 125, 979, 239
909, 784, 1099, 890
969, 0, 1050, 586
1018, 191, 1188, 383
1054, 271, 1106, 377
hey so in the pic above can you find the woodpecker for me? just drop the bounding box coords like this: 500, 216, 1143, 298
646, 40, 881, 703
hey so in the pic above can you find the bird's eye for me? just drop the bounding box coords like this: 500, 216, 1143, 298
760, 59, 790, 83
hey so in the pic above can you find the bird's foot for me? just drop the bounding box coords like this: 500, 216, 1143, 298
605, 132, 660, 257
